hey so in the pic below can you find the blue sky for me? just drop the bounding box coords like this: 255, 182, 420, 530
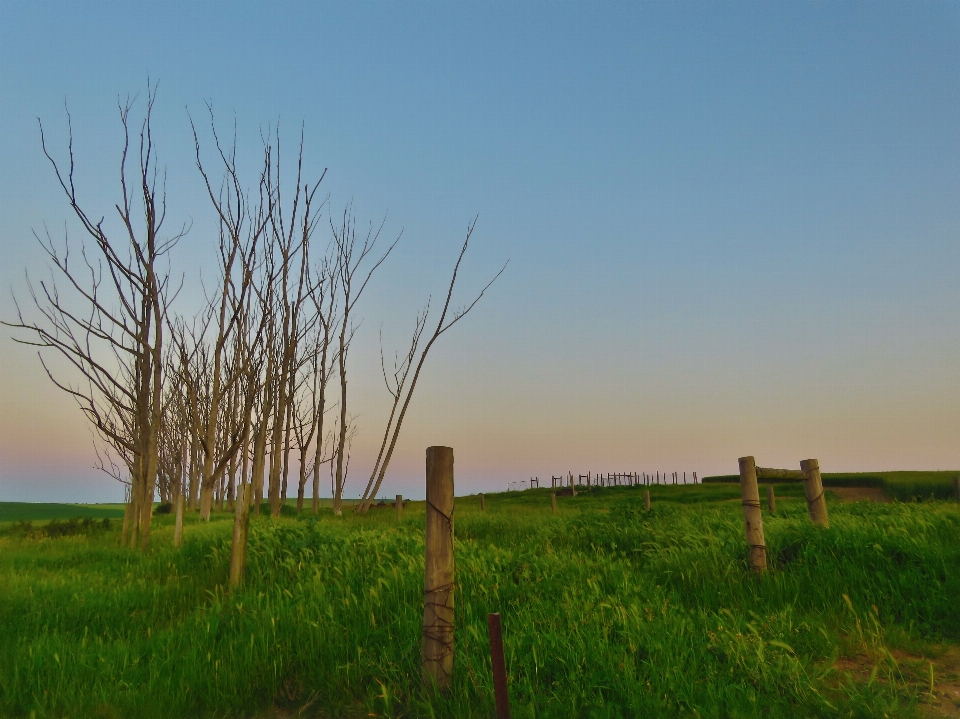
1, 2, 958, 502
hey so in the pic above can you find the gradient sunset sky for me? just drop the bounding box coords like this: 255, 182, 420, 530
1, 2, 957, 502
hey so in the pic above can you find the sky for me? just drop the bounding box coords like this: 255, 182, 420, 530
1, 1, 958, 503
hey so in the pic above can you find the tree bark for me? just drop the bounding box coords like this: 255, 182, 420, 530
173, 492, 185, 548
229, 483, 252, 588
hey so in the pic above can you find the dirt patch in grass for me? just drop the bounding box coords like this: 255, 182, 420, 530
833, 644, 960, 718
899, 645, 960, 719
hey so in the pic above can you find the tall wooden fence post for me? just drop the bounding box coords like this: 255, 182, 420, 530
397, 494, 403, 521
766, 485, 776, 514
800, 458, 829, 527
229, 483, 252, 588
487, 613, 512, 719
738, 456, 767, 573
423, 446, 455, 691
644, 489, 650, 511
480, 493, 486, 511
551, 492, 557, 515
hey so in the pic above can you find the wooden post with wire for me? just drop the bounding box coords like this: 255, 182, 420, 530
487, 613, 512, 718
423, 446, 455, 691
738, 456, 767, 574
800, 458, 829, 527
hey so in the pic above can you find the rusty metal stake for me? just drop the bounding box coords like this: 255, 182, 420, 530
487, 613, 511, 719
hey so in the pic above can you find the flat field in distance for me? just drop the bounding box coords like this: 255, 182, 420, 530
1, 485, 959, 718
703, 470, 959, 502
0, 502, 126, 522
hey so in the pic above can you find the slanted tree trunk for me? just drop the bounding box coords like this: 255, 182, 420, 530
357, 220, 505, 513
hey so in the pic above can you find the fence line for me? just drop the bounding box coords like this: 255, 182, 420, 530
506, 471, 698, 492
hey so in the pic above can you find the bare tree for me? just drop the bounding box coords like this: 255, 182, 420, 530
355, 316, 427, 509
182, 110, 271, 521
262, 130, 326, 518
307, 257, 340, 513
5, 89, 184, 549
356, 218, 506, 513
330, 208, 399, 515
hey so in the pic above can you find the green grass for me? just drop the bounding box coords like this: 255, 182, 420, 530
702, 470, 960, 501
1, 485, 958, 718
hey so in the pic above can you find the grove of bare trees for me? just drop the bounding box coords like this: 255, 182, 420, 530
5, 89, 503, 572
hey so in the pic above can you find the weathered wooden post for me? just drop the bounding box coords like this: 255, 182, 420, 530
800, 458, 829, 528
480, 493, 486, 511
487, 613, 511, 719
397, 494, 403, 520
738, 456, 767, 573
229, 483, 252, 588
551, 492, 557, 515
569, 472, 577, 496
644, 489, 650, 511
423, 446, 455, 691
766, 485, 776, 514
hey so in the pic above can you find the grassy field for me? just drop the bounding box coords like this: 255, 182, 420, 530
1, 485, 959, 718
702, 470, 960, 502
0, 503, 126, 522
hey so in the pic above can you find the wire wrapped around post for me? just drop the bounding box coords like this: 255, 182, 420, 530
738, 456, 767, 573
423, 446, 455, 691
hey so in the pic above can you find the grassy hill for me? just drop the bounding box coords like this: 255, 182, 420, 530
702, 469, 959, 501
1, 483, 958, 718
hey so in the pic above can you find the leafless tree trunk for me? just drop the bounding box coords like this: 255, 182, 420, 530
357, 219, 505, 513
5, 88, 182, 550
250, 283, 276, 516
181, 109, 271, 521
355, 316, 427, 510
331, 208, 399, 515
263, 134, 325, 518
308, 259, 339, 514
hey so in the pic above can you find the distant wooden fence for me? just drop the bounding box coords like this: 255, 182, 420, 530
507, 471, 698, 492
